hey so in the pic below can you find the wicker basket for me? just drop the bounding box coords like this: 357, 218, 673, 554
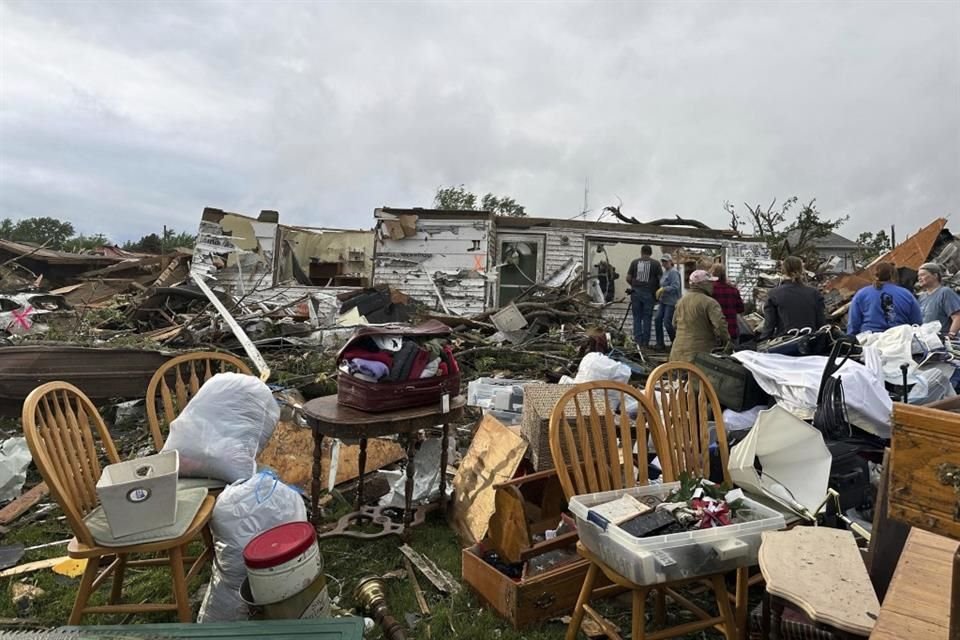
520, 384, 613, 471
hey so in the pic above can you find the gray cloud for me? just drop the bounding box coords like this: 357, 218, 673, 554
0, 0, 957, 242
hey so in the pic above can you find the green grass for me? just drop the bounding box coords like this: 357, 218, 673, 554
1, 504, 737, 638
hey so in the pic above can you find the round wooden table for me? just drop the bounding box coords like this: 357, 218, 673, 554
301, 395, 466, 537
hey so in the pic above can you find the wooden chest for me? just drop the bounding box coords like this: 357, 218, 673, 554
462, 544, 616, 628
888, 403, 960, 540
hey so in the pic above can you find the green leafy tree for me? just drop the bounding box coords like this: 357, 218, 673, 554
0, 216, 76, 249
62, 234, 111, 253
854, 230, 892, 263
725, 197, 848, 262
434, 185, 527, 217
123, 229, 196, 254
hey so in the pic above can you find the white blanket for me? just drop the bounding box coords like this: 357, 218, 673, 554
732, 349, 892, 439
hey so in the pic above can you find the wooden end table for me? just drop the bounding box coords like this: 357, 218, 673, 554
301, 395, 465, 538
759, 527, 880, 639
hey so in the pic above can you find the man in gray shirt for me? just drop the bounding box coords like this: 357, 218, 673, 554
918, 262, 960, 337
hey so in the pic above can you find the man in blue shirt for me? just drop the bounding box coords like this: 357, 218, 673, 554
847, 262, 923, 334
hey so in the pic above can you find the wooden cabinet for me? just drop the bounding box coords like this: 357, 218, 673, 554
889, 403, 960, 540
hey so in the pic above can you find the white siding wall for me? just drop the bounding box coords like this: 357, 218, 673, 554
373, 218, 492, 316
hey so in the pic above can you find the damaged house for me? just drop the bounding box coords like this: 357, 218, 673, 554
371, 208, 773, 332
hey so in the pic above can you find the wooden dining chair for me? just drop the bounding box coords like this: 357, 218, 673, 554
549, 381, 738, 640
146, 351, 252, 450
645, 361, 747, 639
22, 382, 214, 624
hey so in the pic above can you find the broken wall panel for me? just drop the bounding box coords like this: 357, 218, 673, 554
373, 214, 493, 316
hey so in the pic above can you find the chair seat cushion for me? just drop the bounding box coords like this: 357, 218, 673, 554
178, 477, 227, 491
84, 487, 208, 547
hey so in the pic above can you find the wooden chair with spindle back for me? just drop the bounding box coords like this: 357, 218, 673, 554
22, 382, 214, 624
549, 380, 739, 640
645, 361, 748, 639
145, 351, 252, 450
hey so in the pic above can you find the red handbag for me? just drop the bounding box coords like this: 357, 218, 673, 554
335, 320, 461, 412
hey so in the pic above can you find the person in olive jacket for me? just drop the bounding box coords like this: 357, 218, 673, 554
670, 270, 731, 362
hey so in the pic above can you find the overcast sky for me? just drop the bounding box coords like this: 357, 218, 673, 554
1, 0, 957, 243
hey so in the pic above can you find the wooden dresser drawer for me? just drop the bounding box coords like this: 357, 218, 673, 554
889, 403, 960, 539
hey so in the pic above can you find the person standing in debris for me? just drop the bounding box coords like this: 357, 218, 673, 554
670, 270, 731, 362
653, 253, 681, 351
627, 244, 662, 350
917, 262, 960, 337
848, 262, 922, 335
759, 256, 827, 340
709, 263, 745, 341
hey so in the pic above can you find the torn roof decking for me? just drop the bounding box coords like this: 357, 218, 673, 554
377, 207, 749, 243
826, 217, 947, 295
0, 239, 125, 266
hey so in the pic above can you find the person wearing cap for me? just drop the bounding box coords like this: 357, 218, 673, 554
759, 256, 827, 340
653, 253, 681, 351
626, 244, 663, 350
670, 269, 731, 363
848, 261, 922, 334
917, 262, 960, 337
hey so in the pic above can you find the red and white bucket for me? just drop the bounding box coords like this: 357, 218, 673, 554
243, 521, 322, 606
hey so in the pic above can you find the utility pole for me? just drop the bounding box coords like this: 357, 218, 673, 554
890, 224, 896, 249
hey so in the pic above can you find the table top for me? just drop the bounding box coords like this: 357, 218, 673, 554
302, 394, 466, 439
870, 528, 958, 640
759, 527, 880, 636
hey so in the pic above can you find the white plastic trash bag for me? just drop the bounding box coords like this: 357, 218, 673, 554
198, 472, 308, 623
571, 352, 635, 414
161, 373, 279, 483
0, 437, 32, 502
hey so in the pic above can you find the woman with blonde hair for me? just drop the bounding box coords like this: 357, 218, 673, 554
759, 256, 826, 340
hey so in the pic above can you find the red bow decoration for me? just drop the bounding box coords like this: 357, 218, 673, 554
9, 305, 33, 332
691, 498, 732, 529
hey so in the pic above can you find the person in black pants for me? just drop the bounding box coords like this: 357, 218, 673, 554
759, 256, 827, 340
627, 245, 662, 350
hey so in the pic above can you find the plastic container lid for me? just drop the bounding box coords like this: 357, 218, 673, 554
243, 522, 317, 569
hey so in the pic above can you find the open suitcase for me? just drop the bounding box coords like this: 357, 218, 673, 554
336, 320, 461, 412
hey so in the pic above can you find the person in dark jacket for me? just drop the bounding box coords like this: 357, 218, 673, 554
627, 245, 663, 349
759, 256, 827, 340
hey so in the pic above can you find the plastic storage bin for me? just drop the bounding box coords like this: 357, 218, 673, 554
569, 482, 786, 585
95, 451, 179, 537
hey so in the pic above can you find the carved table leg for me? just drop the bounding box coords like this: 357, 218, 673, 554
356, 437, 368, 509
439, 422, 450, 514
403, 433, 418, 540
311, 426, 324, 527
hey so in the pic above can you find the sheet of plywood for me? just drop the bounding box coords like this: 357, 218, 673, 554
257, 420, 405, 496
451, 415, 527, 545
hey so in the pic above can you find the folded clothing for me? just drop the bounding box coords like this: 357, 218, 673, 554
342, 348, 393, 367
349, 358, 390, 380
407, 348, 431, 380
339, 362, 378, 383
420, 357, 441, 378
386, 341, 420, 382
